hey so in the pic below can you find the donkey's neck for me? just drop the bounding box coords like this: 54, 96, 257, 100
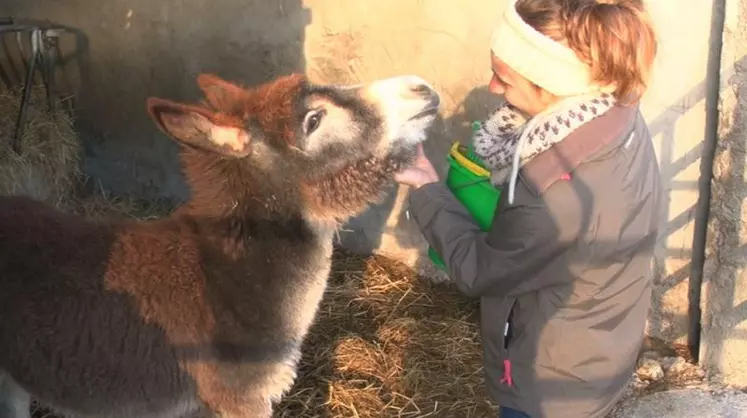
173, 197, 336, 344
174, 186, 338, 262
176, 149, 340, 261
179, 151, 307, 220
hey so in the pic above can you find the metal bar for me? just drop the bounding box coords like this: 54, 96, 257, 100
0, 24, 70, 33
12, 30, 40, 153
687, 0, 727, 363
15, 32, 29, 79
35, 32, 50, 110
42, 33, 56, 112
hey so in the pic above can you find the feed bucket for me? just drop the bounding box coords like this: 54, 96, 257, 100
427, 141, 502, 270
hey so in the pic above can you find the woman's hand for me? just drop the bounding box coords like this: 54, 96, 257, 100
395, 143, 440, 189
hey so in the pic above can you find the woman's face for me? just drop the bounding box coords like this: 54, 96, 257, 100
488, 53, 557, 116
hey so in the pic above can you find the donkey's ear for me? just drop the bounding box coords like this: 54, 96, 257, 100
147, 97, 252, 158
197, 73, 246, 110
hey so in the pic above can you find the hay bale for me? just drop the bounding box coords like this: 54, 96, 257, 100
0, 86, 82, 206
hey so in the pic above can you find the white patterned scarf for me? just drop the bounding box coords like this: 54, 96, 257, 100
471, 93, 617, 203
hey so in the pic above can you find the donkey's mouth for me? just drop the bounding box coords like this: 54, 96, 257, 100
408, 107, 439, 121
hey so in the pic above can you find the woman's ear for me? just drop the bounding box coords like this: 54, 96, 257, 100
146, 97, 252, 158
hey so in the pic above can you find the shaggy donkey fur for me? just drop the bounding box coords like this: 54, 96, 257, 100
0, 73, 440, 418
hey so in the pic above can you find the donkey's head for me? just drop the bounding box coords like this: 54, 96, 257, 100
147, 73, 439, 221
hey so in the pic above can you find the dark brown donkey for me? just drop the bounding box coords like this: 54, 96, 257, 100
0, 73, 440, 418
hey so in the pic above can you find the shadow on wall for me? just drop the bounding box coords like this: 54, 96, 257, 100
3, 0, 311, 201
641, 54, 747, 353
445, 86, 504, 146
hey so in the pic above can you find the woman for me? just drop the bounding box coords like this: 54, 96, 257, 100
395, 1, 661, 417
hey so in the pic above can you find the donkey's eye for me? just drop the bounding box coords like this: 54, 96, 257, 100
304, 110, 324, 135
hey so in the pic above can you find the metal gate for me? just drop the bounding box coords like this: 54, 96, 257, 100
0, 17, 72, 154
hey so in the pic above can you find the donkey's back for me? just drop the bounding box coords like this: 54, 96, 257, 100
0, 195, 202, 417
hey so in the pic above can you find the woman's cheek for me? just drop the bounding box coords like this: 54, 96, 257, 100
503, 89, 520, 109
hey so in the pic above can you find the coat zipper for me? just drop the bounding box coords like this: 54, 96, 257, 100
501, 301, 516, 387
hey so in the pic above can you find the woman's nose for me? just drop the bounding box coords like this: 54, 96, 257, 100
488, 75, 506, 95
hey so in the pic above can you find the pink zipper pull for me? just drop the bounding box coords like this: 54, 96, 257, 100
501, 359, 513, 386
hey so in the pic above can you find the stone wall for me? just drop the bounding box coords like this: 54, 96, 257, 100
2, 0, 721, 349
700, 0, 747, 388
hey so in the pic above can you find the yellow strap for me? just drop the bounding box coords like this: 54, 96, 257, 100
449, 142, 491, 178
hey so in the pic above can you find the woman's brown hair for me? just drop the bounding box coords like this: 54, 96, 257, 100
515, 0, 657, 105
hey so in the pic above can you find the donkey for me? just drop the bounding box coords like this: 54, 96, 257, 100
0, 72, 440, 418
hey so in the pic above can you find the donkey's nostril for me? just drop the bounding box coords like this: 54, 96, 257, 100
410, 83, 433, 97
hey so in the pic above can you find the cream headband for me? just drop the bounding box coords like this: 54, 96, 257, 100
490, 0, 615, 97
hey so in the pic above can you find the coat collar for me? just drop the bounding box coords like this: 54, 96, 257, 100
519, 105, 639, 195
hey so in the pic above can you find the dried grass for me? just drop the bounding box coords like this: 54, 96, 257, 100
0, 86, 82, 206
274, 252, 496, 418
67, 182, 175, 221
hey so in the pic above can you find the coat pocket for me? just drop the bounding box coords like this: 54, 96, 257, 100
504, 298, 517, 350
480, 296, 518, 389
498, 297, 518, 387
503, 297, 518, 386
